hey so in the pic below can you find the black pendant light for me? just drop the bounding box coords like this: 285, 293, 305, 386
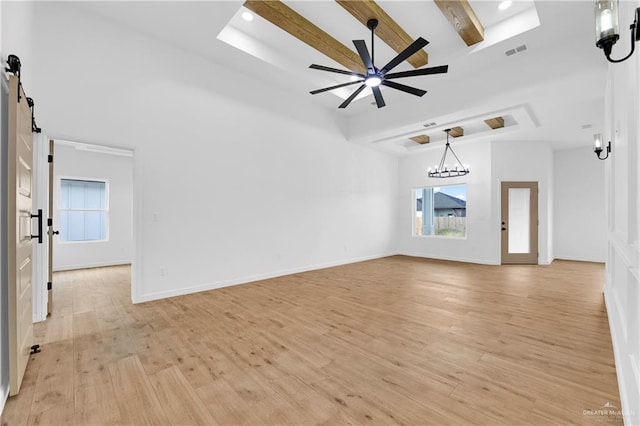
427, 129, 470, 178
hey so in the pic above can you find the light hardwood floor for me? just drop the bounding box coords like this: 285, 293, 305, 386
1, 256, 622, 425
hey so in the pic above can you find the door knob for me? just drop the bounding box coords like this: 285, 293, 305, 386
47, 217, 59, 236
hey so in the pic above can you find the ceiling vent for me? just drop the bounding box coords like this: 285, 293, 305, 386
423, 122, 438, 128
505, 44, 527, 56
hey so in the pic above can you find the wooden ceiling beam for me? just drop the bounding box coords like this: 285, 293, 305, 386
433, 0, 484, 47
410, 135, 430, 144
243, 0, 366, 73
485, 117, 505, 129
336, 0, 428, 68
449, 127, 464, 138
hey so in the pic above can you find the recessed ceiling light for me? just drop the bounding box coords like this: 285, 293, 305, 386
242, 11, 254, 21
498, 0, 512, 11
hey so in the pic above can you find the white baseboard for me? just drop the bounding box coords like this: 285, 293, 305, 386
126, 253, 603, 305
133, 252, 396, 304
398, 253, 589, 266
397, 251, 500, 266
554, 254, 606, 263
603, 284, 638, 426
53, 260, 131, 272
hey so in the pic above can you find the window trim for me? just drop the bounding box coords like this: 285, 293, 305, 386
412, 183, 468, 240
58, 176, 110, 244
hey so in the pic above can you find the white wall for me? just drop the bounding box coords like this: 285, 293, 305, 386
491, 140, 554, 264
1, 0, 35, 413
603, 2, 640, 424
1, 2, 34, 90
397, 139, 554, 266
397, 140, 496, 264
553, 147, 606, 262
52, 144, 133, 271
31, 3, 398, 302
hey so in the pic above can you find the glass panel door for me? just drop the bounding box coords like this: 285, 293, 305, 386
501, 182, 538, 264
508, 188, 531, 254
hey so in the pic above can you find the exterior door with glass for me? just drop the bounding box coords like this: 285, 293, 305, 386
501, 181, 539, 264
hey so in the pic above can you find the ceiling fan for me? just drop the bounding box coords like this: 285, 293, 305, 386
309, 18, 449, 109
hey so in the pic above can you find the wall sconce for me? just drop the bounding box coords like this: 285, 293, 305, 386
594, 133, 611, 160
595, 1, 640, 63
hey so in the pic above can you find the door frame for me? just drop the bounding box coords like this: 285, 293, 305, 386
50, 139, 138, 302
501, 181, 539, 265
32, 132, 49, 322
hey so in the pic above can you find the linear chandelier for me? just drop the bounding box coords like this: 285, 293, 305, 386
427, 129, 470, 178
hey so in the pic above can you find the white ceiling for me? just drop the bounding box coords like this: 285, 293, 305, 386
72, 0, 608, 154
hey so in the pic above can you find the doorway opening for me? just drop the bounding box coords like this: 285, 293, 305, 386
47, 140, 135, 312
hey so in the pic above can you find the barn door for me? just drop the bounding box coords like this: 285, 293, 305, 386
7, 74, 35, 395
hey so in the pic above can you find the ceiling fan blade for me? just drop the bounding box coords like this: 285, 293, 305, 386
380, 37, 429, 74
385, 65, 449, 79
310, 80, 365, 95
353, 40, 374, 73
372, 86, 386, 108
339, 84, 366, 109
309, 64, 364, 77
381, 80, 427, 97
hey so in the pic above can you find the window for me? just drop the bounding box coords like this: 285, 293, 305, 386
414, 184, 467, 238
59, 178, 108, 241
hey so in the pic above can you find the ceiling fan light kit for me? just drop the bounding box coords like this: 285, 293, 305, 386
309, 18, 449, 109
365, 76, 382, 87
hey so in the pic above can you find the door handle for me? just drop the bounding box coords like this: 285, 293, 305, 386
47, 217, 59, 236
31, 209, 43, 244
